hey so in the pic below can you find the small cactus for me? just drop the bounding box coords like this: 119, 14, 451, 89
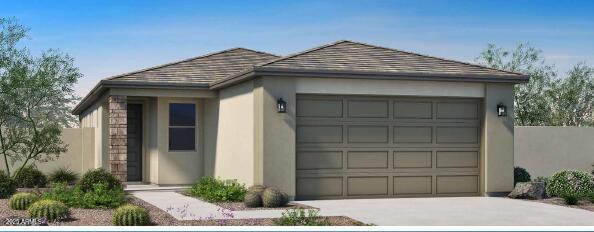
28, 200, 69, 221
281, 192, 290, 206
112, 204, 151, 226
244, 191, 263, 208
262, 187, 287, 208
9, 192, 39, 210
248, 185, 266, 195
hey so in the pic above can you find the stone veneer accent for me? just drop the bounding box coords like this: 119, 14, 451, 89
108, 95, 127, 184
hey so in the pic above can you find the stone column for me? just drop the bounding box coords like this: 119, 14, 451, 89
108, 95, 127, 185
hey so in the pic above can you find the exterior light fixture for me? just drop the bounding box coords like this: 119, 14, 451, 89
497, 103, 507, 117
277, 98, 287, 113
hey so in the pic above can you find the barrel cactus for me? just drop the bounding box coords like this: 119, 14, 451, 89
262, 187, 287, 207
281, 192, 290, 205
9, 192, 39, 210
112, 204, 151, 226
28, 200, 69, 221
248, 185, 267, 195
244, 191, 263, 208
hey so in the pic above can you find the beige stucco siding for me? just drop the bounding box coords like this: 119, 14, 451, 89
483, 83, 515, 193
214, 80, 256, 185
79, 94, 108, 169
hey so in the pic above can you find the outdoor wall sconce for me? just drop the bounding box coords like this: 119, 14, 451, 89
277, 98, 287, 113
497, 103, 507, 117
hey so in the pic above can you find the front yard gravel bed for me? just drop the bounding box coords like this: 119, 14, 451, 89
214, 202, 316, 211
533, 197, 594, 212
2, 196, 364, 226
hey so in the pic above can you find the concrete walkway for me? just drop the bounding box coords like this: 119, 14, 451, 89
298, 197, 594, 226
132, 191, 302, 220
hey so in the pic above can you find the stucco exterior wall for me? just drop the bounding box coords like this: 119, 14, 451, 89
483, 83, 515, 194
79, 94, 109, 169
214, 80, 256, 185
1, 128, 95, 176
515, 126, 594, 177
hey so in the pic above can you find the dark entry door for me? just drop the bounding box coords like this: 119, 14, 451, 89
127, 104, 143, 182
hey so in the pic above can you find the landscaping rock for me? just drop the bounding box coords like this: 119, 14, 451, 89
508, 182, 546, 200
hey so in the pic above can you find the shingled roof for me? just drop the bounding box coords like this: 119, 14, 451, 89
211, 40, 527, 88
106, 47, 279, 84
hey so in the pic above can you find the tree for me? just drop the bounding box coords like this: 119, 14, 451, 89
0, 18, 81, 177
476, 43, 594, 126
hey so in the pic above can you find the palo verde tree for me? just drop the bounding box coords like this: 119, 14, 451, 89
0, 18, 81, 177
476, 43, 594, 126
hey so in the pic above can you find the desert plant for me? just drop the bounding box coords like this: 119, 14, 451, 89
49, 167, 78, 185
248, 185, 267, 195
561, 193, 580, 205
112, 204, 151, 226
14, 165, 47, 188
262, 187, 287, 208
28, 199, 69, 221
588, 192, 594, 203
78, 168, 121, 192
42, 182, 125, 209
9, 192, 39, 210
243, 191, 263, 208
546, 170, 594, 198
0, 171, 16, 198
189, 176, 246, 202
514, 167, 531, 186
273, 209, 330, 226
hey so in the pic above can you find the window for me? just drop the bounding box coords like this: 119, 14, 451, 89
169, 103, 196, 151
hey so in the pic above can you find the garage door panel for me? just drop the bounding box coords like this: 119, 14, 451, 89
297, 95, 481, 199
297, 177, 343, 197
348, 100, 389, 118
348, 126, 389, 143
394, 101, 432, 119
436, 102, 478, 119
436, 127, 478, 144
297, 125, 343, 143
347, 176, 388, 196
436, 151, 478, 168
297, 151, 343, 170
393, 176, 432, 195
297, 99, 343, 118
393, 151, 432, 168
436, 175, 479, 194
394, 126, 432, 143
347, 151, 388, 169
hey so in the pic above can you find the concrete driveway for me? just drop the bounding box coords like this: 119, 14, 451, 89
297, 197, 594, 226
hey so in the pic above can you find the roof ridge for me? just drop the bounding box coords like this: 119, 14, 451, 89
339, 40, 524, 76
105, 47, 277, 81
254, 40, 350, 67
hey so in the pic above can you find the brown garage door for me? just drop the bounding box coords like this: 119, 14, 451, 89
295, 95, 481, 200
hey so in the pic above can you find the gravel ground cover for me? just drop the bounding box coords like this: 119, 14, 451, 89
534, 197, 594, 212
214, 201, 315, 211
1, 196, 364, 226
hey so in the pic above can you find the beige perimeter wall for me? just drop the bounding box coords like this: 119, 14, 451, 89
515, 126, 594, 177
1, 128, 95, 176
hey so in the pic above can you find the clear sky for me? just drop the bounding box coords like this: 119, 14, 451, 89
2, 0, 593, 96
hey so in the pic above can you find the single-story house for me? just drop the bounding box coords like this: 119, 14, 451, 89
72, 40, 528, 199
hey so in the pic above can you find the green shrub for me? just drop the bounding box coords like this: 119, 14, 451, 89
28, 200, 69, 221
49, 167, 78, 185
273, 209, 331, 226
587, 192, 594, 203
189, 177, 246, 202
244, 191, 262, 208
546, 170, 594, 198
42, 182, 126, 209
14, 165, 47, 188
561, 193, 580, 205
0, 171, 16, 198
9, 192, 39, 210
78, 168, 121, 192
262, 187, 287, 208
112, 204, 151, 226
514, 167, 531, 186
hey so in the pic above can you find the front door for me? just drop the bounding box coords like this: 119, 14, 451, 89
127, 103, 143, 182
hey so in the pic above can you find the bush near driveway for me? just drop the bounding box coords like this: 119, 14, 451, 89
273, 209, 331, 226
514, 167, 531, 186
0, 171, 16, 198
190, 176, 247, 202
546, 170, 594, 198
42, 182, 126, 209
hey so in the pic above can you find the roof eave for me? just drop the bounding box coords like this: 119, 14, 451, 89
210, 67, 530, 90
71, 80, 210, 115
